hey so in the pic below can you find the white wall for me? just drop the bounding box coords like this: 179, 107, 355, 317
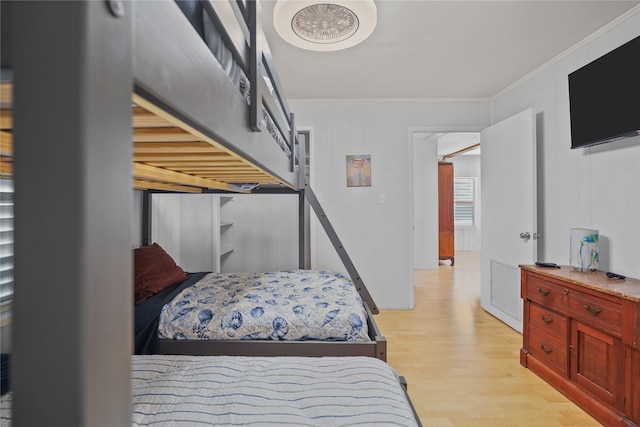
222, 194, 299, 273
291, 10, 640, 307
137, 191, 300, 274
451, 155, 482, 251
290, 101, 491, 309
132, 9, 639, 308
492, 11, 640, 278
151, 193, 216, 272
413, 133, 438, 269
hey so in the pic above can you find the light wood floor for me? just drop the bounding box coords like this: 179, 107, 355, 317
375, 251, 602, 427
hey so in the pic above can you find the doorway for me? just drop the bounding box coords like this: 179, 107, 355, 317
411, 128, 483, 271
437, 132, 482, 261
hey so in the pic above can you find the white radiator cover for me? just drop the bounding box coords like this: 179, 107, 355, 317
490, 259, 522, 324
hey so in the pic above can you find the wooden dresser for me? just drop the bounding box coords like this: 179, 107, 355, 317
438, 162, 454, 265
520, 265, 640, 427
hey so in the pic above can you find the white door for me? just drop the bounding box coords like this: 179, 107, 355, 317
480, 108, 537, 333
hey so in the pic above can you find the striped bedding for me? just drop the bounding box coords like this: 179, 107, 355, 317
0, 355, 419, 426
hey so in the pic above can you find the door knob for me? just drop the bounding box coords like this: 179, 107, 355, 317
520, 232, 531, 241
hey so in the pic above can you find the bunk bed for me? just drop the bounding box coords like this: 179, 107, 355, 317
133, 0, 386, 360
1, 1, 421, 424
1, 0, 386, 360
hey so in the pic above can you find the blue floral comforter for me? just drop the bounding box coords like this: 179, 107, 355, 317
158, 270, 371, 342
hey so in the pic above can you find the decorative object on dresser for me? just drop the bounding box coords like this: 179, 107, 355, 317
520, 265, 640, 427
569, 228, 599, 271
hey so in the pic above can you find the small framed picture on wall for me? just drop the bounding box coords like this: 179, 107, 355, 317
346, 154, 371, 187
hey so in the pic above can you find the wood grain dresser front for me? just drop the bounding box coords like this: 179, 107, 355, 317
520, 265, 640, 427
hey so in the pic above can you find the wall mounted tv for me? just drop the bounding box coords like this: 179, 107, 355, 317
568, 35, 640, 149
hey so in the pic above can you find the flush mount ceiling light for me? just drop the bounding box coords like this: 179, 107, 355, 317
273, 1, 377, 52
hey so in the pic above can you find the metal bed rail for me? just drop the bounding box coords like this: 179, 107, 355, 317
134, 0, 298, 189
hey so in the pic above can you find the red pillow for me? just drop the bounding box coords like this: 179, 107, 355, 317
134, 243, 187, 305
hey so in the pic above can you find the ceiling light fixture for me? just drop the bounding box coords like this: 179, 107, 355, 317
273, 1, 377, 52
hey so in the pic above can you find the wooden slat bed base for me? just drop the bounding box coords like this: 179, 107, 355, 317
0, 82, 291, 192
133, 179, 203, 193
132, 94, 291, 191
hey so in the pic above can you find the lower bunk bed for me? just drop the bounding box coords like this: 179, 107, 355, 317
1, 354, 421, 426
134, 244, 387, 360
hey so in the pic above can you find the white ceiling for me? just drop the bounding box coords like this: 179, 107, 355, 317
434, 132, 481, 158
260, 1, 639, 100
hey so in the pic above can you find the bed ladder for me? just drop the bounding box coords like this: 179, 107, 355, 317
303, 182, 378, 314
293, 134, 378, 314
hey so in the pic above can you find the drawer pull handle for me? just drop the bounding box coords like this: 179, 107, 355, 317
540, 343, 553, 354
584, 304, 602, 316
539, 314, 553, 324
537, 287, 550, 296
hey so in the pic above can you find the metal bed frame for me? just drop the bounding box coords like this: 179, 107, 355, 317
156, 301, 386, 360
0, 1, 419, 424
133, 0, 386, 361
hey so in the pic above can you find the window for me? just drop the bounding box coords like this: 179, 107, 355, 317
0, 179, 13, 314
454, 177, 475, 226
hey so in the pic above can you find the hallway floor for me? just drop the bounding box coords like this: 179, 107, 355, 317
375, 251, 602, 427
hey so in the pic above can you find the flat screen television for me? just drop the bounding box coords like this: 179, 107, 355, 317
568, 35, 640, 149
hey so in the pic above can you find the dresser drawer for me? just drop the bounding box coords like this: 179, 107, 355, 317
567, 289, 622, 336
529, 302, 567, 339
528, 328, 567, 376
525, 275, 568, 311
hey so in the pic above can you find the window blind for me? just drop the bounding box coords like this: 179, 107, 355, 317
0, 179, 13, 305
454, 177, 475, 226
